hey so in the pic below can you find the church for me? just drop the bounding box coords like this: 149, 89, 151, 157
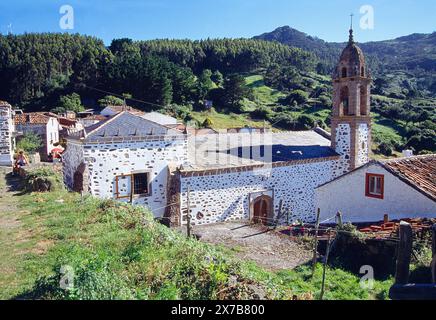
61, 29, 435, 226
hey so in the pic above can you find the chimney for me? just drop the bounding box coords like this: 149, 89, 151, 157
402, 150, 414, 158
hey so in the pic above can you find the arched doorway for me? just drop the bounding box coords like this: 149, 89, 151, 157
252, 195, 273, 225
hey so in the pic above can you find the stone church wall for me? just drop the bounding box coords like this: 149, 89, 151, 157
178, 158, 339, 226
78, 137, 188, 218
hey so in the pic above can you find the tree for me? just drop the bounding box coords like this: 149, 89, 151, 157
285, 90, 309, 105
211, 70, 224, 87
54, 93, 84, 113
16, 132, 42, 154
98, 95, 124, 107
220, 74, 253, 111
197, 69, 214, 100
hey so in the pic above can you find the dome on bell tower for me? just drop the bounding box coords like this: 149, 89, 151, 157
333, 29, 367, 79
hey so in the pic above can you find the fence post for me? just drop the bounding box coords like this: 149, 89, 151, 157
186, 187, 191, 238
336, 211, 343, 228
311, 208, 321, 278
432, 224, 436, 284
320, 228, 332, 300
395, 221, 413, 285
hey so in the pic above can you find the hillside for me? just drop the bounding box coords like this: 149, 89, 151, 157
0, 168, 392, 300
0, 31, 434, 156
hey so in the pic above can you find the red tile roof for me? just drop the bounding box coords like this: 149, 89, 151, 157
14, 112, 53, 125
382, 155, 436, 201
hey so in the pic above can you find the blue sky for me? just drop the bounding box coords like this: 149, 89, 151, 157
0, 0, 434, 44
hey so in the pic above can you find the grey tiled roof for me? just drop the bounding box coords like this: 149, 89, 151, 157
69, 111, 183, 142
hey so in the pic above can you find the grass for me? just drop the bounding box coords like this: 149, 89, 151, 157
0, 175, 394, 300
246, 75, 286, 106
190, 109, 267, 130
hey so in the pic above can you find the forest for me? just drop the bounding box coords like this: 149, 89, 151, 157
0, 32, 434, 155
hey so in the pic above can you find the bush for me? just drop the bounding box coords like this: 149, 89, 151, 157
24, 167, 64, 193
16, 132, 42, 154
377, 142, 394, 156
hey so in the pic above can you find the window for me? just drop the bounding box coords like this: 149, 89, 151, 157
366, 173, 384, 199
341, 67, 347, 78
115, 172, 151, 199
133, 173, 149, 195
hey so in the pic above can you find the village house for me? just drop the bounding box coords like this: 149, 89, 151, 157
316, 155, 436, 223
14, 112, 61, 161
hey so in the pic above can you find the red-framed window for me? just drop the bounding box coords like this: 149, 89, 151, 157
365, 173, 384, 199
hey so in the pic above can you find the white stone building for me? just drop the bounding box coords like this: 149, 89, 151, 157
14, 112, 61, 161
62, 29, 435, 226
316, 155, 436, 223
0, 101, 15, 166
63, 111, 187, 217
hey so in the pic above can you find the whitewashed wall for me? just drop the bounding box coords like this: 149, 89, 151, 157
334, 123, 351, 174
357, 123, 369, 167
316, 163, 436, 223
179, 159, 339, 226
80, 138, 188, 217
0, 105, 14, 166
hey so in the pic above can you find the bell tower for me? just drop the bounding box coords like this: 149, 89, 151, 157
331, 26, 372, 173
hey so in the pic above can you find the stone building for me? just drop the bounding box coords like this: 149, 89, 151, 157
0, 101, 15, 166
14, 112, 61, 161
66, 30, 431, 226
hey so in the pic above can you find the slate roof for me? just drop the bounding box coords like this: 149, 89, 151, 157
69, 111, 184, 142
382, 155, 436, 201
101, 105, 144, 115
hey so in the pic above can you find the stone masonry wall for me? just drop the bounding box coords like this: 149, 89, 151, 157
357, 123, 369, 167
62, 141, 85, 189
334, 123, 351, 174
179, 159, 339, 226
82, 138, 188, 218
0, 105, 14, 166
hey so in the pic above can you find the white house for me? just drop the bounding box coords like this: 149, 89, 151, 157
316, 155, 436, 223
62, 111, 188, 218
14, 112, 60, 161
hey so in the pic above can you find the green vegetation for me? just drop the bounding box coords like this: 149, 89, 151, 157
0, 32, 434, 155
0, 175, 392, 300
16, 132, 42, 154
24, 167, 64, 193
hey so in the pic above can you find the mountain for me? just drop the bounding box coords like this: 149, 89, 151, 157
254, 26, 436, 89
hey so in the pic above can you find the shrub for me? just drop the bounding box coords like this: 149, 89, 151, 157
24, 167, 64, 192
16, 132, 42, 154
377, 142, 394, 156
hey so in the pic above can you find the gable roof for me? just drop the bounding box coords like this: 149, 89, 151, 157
101, 105, 144, 116
381, 155, 436, 201
14, 112, 54, 125
69, 111, 183, 142
317, 154, 436, 202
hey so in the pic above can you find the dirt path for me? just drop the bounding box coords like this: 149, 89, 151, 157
193, 221, 312, 271
0, 167, 29, 299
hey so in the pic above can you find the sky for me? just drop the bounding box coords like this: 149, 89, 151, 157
0, 0, 434, 45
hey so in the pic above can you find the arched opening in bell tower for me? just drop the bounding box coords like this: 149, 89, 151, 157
340, 86, 350, 116
360, 86, 368, 116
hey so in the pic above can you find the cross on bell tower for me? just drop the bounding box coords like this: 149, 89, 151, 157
330, 24, 372, 172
